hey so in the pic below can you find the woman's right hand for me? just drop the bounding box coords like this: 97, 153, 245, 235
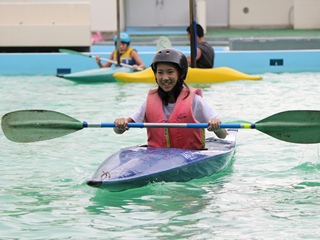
115, 118, 129, 130
95, 56, 104, 68
95, 56, 101, 64
113, 118, 129, 134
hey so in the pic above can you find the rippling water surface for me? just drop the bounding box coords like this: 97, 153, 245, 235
1, 73, 319, 239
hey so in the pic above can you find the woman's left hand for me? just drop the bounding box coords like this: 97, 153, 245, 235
207, 118, 221, 131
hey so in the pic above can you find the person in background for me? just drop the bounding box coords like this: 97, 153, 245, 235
113, 48, 226, 150
96, 32, 145, 70
186, 23, 214, 68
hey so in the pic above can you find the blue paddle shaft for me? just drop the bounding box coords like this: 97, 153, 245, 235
82, 122, 256, 129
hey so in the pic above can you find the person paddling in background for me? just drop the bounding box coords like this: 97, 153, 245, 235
96, 32, 145, 71
186, 23, 214, 68
113, 48, 226, 150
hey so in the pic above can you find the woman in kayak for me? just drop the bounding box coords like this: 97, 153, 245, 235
95, 32, 145, 71
113, 48, 227, 150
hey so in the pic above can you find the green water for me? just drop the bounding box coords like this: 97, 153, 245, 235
0, 73, 319, 239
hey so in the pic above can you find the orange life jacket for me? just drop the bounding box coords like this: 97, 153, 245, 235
145, 87, 205, 149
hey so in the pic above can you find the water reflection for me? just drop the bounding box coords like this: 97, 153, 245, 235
86, 158, 235, 215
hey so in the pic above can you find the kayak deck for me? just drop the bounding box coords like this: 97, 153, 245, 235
113, 67, 262, 83
87, 129, 237, 191
58, 67, 133, 83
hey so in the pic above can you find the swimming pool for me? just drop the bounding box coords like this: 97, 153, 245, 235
1, 73, 319, 239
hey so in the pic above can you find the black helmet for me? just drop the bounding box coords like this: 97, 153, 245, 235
151, 48, 188, 80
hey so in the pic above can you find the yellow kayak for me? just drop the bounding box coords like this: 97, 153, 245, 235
113, 67, 262, 84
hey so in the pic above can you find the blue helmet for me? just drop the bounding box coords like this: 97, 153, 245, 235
113, 32, 130, 44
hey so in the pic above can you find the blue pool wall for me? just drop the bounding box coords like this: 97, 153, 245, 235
1, 46, 320, 76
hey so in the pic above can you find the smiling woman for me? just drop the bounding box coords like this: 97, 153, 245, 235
113, 48, 227, 148
154, 62, 180, 92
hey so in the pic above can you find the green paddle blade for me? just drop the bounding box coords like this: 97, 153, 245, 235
1, 110, 83, 143
156, 36, 172, 51
256, 110, 320, 144
59, 48, 89, 58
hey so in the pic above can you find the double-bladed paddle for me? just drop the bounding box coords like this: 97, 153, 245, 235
59, 36, 172, 71
1, 110, 319, 144
59, 49, 135, 69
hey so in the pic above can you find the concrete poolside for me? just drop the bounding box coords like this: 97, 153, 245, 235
100, 28, 320, 50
